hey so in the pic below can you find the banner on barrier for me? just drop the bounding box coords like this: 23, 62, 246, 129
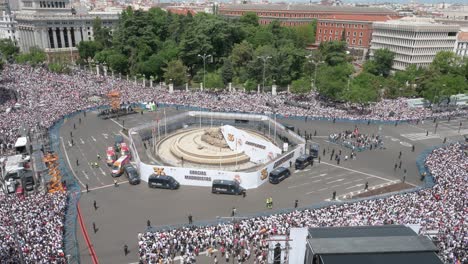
220, 125, 281, 164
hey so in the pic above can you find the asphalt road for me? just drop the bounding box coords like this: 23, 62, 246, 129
59, 108, 468, 264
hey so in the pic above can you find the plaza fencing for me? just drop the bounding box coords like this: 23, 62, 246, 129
49, 114, 82, 264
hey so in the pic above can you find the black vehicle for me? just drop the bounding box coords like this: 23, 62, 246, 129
295, 154, 314, 170
148, 174, 179, 190
464, 134, 468, 142
211, 180, 246, 195
22, 171, 35, 192
309, 143, 320, 159
269, 167, 291, 184
123, 164, 140, 185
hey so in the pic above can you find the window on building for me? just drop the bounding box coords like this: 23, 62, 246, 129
352, 39, 356, 44
329, 36, 332, 41
330, 30, 333, 34
359, 32, 363, 37
325, 23, 328, 26
353, 32, 356, 36
342, 24, 344, 27
319, 29, 321, 33
347, 31, 350, 36
358, 39, 362, 45
354, 24, 357, 28
324, 30, 327, 34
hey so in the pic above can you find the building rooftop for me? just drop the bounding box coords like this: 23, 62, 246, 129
318, 14, 400, 22
308, 225, 441, 260
320, 252, 443, 264
220, 4, 395, 14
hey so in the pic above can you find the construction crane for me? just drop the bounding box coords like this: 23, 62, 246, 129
43, 153, 65, 193
107, 90, 121, 111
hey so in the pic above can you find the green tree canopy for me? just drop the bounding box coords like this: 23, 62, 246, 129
364, 48, 395, 77
163, 59, 187, 86
291, 77, 311, 94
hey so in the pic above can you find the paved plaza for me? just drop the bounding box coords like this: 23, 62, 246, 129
58, 108, 468, 264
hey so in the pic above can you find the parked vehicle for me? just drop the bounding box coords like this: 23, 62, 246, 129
148, 175, 179, 190
106, 147, 117, 166
269, 167, 291, 184
124, 164, 140, 185
120, 142, 131, 159
295, 154, 314, 170
111, 155, 130, 177
211, 180, 246, 195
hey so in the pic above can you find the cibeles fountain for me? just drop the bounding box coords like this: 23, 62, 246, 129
157, 125, 281, 171
128, 111, 305, 189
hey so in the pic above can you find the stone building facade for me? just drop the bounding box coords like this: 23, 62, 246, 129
14, 0, 118, 56
370, 17, 459, 70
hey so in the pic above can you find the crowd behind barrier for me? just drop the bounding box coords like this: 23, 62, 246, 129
138, 143, 467, 263
0, 64, 467, 263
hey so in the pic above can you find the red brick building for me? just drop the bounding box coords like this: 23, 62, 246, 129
219, 4, 396, 27
316, 15, 399, 49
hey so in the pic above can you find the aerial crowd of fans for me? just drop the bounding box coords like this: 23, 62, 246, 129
0, 64, 466, 263
0, 191, 67, 263
329, 128, 383, 151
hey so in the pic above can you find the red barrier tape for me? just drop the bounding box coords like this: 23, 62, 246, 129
77, 203, 99, 264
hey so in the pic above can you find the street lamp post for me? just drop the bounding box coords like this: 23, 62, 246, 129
257, 55, 271, 93
198, 53, 211, 90
305, 54, 323, 91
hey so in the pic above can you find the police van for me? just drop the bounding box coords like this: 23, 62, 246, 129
148, 174, 179, 190
211, 180, 246, 195
295, 154, 313, 170
269, 167, 291, 184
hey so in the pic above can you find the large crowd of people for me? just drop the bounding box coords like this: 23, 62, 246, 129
329, 127, 383, 151
1, 64, 467, 153
0, 191, 67, 263
138, 143, 467, 263
0, 64, 467, 263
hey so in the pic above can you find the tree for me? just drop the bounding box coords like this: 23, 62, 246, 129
316, 63, 354, 100
290, 77, 311, 94
422, 74, 468, 104
108, 53, 128, 74
93, 17, 112, 49
239, 12, 259, 26
163, 59, 187, 86
343, 72, 380, 105
318, 41, 348, 66
294, 21, 316, 47
430, 51, 462, 75
204, 71, 224, 89
77, 41, 101, 63
364, 48, 395, 77
0, 39, 19, 59
15, 47, 46, 66
221, 59, 234, 85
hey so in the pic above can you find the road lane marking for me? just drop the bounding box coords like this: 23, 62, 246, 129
321, 161, 393, 183
80, 138, 85, 144
82, 171, 90, 180
110, 118, 125, 128
60, 137, 86, 188
326, 178, 344, 184
91, 136, 97, 142
99, 167, 106, 176
82, 180, 130, 192
102, 133, 108, 139
288, 182, 312, 189
346, 184, 363, 190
